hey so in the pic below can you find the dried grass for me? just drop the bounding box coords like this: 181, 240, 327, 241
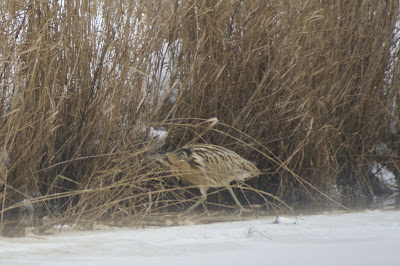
0, 0, 399, 234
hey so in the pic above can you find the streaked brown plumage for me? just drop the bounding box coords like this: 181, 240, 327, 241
158, 144, 261, 214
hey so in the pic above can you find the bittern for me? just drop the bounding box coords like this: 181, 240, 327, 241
154, 144, 261, 214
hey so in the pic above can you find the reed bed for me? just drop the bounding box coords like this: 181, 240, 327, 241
0, 0, 399, 235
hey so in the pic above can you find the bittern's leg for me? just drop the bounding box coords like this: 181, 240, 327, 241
183, 190, 207, 214
226, 186, 244, 216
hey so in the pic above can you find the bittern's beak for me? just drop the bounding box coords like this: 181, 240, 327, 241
148, 152, 167, 161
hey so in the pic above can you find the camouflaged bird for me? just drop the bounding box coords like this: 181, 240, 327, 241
156, 144, 261, 214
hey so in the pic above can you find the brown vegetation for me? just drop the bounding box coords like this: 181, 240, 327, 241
0, 0, 399, 234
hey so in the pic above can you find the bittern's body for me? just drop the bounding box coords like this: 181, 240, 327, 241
160, 144, 260, 214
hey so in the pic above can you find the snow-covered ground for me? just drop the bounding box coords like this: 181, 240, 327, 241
0, 210, 399, 266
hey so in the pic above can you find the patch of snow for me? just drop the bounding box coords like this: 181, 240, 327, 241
0, 146, 10, 170
371, 162, 399, 191
138, 125, 168, 145
148, 127, 168, 145
374, 143, 393, 156
144, 39, 182, 112
1, 210, 399, 266
273, 216, 298, 224
169, 88, 179, 104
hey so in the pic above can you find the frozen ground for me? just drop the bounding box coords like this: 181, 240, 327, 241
0, 210, 399, 266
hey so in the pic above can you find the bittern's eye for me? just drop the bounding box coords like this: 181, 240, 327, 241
181, 148, 191, 156
178, 148, 191, 159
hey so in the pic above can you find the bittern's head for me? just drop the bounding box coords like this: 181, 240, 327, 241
149, 147, 198, 169
165, 148, 192, 165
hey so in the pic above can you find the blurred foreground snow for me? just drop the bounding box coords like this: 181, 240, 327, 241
1, 210, 399, 266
